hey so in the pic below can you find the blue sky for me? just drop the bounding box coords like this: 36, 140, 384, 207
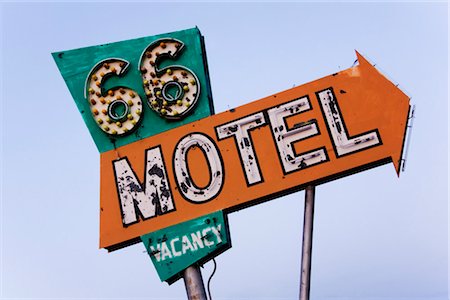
1, 2, 448, 300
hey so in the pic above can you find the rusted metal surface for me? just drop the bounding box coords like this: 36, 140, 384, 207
183, 265, 207, 300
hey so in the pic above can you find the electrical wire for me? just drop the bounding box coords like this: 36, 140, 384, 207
401, 104, 416, 172
207, 258, 217, 300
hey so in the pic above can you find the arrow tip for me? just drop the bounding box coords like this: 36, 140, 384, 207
354, 50, 410, 179
355, 50, 372, 68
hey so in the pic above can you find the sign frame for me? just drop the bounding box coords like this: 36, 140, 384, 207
99, 51, 410, 251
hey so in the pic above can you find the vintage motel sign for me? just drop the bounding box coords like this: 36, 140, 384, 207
53, 28, 230, 285
141, 211, 230, 283
52, 27, 214, 153
99, 51, 410, 250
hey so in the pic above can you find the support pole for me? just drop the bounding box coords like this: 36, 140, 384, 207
299, 185, 315, 300
183, 264, 207, 300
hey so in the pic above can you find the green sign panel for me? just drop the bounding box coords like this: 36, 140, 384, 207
52, 27, 214, 153
141, 211, 231, 283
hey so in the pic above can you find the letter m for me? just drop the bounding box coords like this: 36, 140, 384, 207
112, 146, 175, 226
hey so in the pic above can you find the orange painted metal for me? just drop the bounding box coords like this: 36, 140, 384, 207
100, 52, 410, 250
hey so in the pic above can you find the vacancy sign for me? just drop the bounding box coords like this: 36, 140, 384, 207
141, 210, 230, 283
100, 52, 410, 250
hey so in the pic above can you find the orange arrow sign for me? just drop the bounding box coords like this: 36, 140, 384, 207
99, 51, 410, 251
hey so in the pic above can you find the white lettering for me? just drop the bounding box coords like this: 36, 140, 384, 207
149, 244, 161, 262
267, 97, 327, 173
317, 88, 381, 156
211, 224, 223, 243
170, 237, 181, 257
173, 133, 224, 202
216, 113, 266, 185
202, 228, 214, 247
113, 147, 174, 226
148, 224, 226, 262
181, 235, 195, 254
161, 242, 173, 261
190, 231, 204, 250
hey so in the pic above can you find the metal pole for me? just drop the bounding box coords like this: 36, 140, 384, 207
299, 185, 315, 300
183, 264, 207, 300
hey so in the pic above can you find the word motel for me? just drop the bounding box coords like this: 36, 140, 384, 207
100, 51, 409, 250
113, 88, 381, 226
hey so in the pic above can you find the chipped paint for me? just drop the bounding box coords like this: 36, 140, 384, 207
139, 38, 201, 119
317, 88, 382, 157
216, 113, 266, 185
267, 97, 328, 173
113, 147, 174, 226
85, 59, 143, 136
100, 51, 410, 250
173, 133, 224, 203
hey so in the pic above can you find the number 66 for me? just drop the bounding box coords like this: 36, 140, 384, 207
85, 38, 200, 136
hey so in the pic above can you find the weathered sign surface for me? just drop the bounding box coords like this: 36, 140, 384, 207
52, 27, 214, 153
141, 210, 230, 283
99, 51, 410, 250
